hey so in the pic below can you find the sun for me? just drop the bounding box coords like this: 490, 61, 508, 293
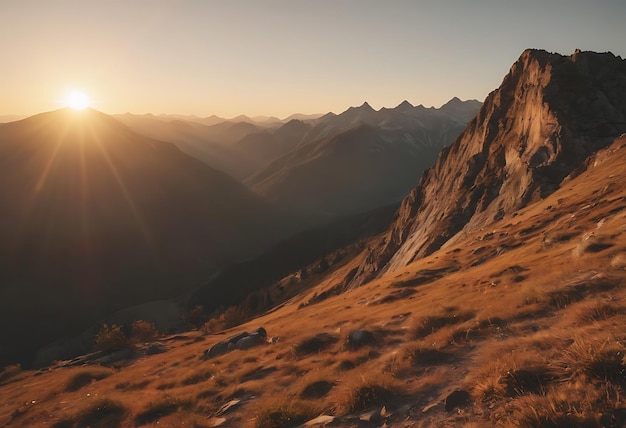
64, 90, 91, 110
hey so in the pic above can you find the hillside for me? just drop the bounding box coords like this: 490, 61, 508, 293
2, 132, 626, 428
0, 109, 284, 367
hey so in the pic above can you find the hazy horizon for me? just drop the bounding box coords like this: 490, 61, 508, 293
2, 0, 625, 117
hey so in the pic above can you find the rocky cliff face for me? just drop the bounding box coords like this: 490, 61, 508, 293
351, 49, 626, 285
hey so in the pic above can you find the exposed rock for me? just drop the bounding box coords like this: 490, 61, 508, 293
234, 333, 265, 350
201, 328, 267, 360
349, 49, 626, 286
445, 389, 471, 412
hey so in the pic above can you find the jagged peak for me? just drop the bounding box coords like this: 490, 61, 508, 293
395, 100, 414, 110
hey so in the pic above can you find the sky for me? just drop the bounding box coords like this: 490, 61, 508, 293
1, 0, 625, 118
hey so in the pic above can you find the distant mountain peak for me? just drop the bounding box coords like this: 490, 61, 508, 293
350, 101, 375, 112
395, 100, 414, 110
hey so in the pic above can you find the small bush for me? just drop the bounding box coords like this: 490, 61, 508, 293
222, 305, 250, 328
255, 398, 315, 428
131, 320, 160, 342
0, 364, 21, 385
184, 305, 208, 329
94, 324, 132, 353
202, 317, 225, 333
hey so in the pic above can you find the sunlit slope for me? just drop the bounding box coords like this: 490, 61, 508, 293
2, 136, 626, 427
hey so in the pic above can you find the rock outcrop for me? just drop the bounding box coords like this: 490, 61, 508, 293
351, 49, 626, 285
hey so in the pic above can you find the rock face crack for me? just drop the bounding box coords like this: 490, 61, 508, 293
350, 49, 626, 287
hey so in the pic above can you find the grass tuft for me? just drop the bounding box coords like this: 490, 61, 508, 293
255, 397, 316, 428
412, 311, 474, 339
334, 376, 400, 414
552, 338, 626, 383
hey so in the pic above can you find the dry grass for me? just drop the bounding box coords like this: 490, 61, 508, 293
134, 395, 193, 426
332, 374, 401, 414
65, 368, 114, 392
294, 333, 339, 356
501, 382, 625, 427
53, 399, 127, 428
551, 337, 626, 383
412, 310, 475, 339
254, 396, 318, 428
4, 142, 626, 427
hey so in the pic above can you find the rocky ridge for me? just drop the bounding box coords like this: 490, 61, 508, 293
351, 49, 626, 285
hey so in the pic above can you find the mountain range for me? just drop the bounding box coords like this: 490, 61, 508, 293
0, 109, 290, 366
2, 48, 626, 427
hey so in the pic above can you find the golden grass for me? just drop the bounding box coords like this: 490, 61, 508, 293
3, 141, 626, 426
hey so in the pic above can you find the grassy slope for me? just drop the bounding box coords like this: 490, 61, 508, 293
2, 138, 626, 426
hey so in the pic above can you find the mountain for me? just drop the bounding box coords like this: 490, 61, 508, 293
114, 113, 264, 179
231, 119, 313, 178
350, 49, 626, 286
0, 108, 283, 366
246, 98, 482, 217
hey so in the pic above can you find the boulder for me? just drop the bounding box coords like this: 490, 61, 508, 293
201, 327, 267, 360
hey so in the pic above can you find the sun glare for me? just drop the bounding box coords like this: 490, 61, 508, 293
64, 90, 91, 110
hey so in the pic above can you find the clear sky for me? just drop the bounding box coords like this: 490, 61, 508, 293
1, 0, 625, 118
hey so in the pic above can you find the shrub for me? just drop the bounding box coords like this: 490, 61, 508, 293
184, 305, 207, 329
131, 320, 159, 342
94, 324, 132, 353
222, 305, 250, 328
0, 364, 21, 385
